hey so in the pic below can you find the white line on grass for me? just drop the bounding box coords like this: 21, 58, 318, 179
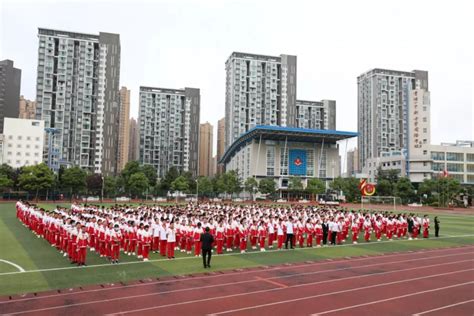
0, 234, 472, 276
0, 259, 25, 272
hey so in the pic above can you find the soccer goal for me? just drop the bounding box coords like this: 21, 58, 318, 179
361, 196, 402, 211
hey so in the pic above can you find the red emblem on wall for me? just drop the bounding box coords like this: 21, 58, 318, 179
294, 157, 302, 166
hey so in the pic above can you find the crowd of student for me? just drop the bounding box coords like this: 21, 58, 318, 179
15, 201, 431, 266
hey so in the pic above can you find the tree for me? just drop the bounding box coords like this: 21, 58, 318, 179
376, 167, 400, 183
60, 166, 87, 198
197, 176, 213, 197
329, 177, 361, 202
86, 174, 103, 196
437, 177, 461, 207
0, 175, 13, 192
121, 161, 141, 186
104, 176, 118, 198
161, 167, 180, 191
288, 176, 303, 191
258, 178, 276, 197
181, 171, 196, 194
141, 164, 157, 187
376, 179, 393, 196
18, 163, 55, 199
330, 177, 346, 193
418, 178, 437, 203
219, 171, 241, 197
306, 178, 325, 200
244, 177, 258, 200
128, 172, 149, 198
394, 177, 415, 204
171, 175, 189, 193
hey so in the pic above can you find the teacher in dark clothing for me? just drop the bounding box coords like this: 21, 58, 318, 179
434, 217, 440, 237
322, 220, 329, 245
200, 227, 214, 268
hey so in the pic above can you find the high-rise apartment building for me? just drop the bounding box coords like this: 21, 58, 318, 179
19, 96, 37, 120
128, 117, 139, 162
0, 60, 21, 133
138, 87, 200, 178
216, 117, 225, 174
117, 87, 130, 172
295, 99, 336, 130
357, 68, 430, 176
225, 52, 297, 149
198, 122, 213, 177
346, 148, 359, 177
35, 28, 121, 175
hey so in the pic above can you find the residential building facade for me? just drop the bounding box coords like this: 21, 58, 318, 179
0, 60, 21, 133
128, 117, 139, 162
19, 96, 37, 120
346, 147, 359, 177
35, 28, 121, 175
357, 68, 430, 176
295, 99, 336, 130
138, 87, 200, 178
198, 122, 213, 177
216, 117, 225, 174
1, 118, 44, 168
225, 52, 297, 149
117, 86, 130, 171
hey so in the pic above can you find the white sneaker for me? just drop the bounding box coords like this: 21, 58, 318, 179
260, 248, 266, 252
143, 258, 149, 261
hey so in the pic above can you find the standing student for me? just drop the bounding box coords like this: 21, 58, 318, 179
285, 217, 294, 249
330, 218, 340, 246
166, 222, 176, 259
434, 217, 440, 237
200, 227, 214, 268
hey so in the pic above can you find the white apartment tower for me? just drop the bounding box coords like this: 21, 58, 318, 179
295, 99, 336, 130
35, 28, 121, 175
357, 68, 430, 176
225, 52, 297, 149
138, 87, 200, 178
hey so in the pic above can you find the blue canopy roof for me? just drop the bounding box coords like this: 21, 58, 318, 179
219, 125, 357, 164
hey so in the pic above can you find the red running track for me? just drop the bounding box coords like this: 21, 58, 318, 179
1, 245, 473, 316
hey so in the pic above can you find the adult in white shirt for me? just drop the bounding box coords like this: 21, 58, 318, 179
285, 217, 294, 249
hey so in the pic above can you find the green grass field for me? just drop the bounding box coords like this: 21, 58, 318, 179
0, 202, 473, 296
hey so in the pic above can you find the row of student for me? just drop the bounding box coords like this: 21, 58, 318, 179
15, 201, 431, 265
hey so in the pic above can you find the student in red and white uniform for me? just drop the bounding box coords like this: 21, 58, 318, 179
276, 219, 284, 250
375, 217, 383, 241
142, 225, 152, 261
186, 224, 193, 254
351, 220, 359, 244
110, 224, 122, 264
136, 223, 145, 259
127, 222, 138, 255
239, 220, 248, 253
306, 219, 314, 248
159, 221, 168, 257
152, 219, 161, 253
258, 221, 267, 251
194, 222, 203, 257
386, 217, 394, 240
297, 219, 305, 248
76, 225, 89, 266
216, 221, 225, 254
363, 216, 372, 242
86, 217, 96, 252
225, 221, 234, 252
422, 215, 430, 238
314, 220, 323, 247
267, 219, 275, 249
250, 221, 258, 249
166, 222, 176, 259
179, 221, 187, 252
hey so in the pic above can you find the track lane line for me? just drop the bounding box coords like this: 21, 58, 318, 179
3, 253, 472, 314
412, 299, 474, 315
255, 276, 288, 289
204, 270, 474, 316
312, 283, 474, 315
2, 245, 472, 304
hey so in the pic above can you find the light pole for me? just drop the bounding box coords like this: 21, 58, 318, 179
101, 175, 104, 203
196, 178, 199, 203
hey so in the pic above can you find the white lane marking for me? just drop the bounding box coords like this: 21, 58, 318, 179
206, 271, 474, 316
2, 247, 471, 305
1, 234, 472, 277
8, 259, 473, 315
412, 299, 474, 315
0, 259, 25, 272
313, 284, 474, 315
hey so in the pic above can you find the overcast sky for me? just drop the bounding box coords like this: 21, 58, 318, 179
1, 0, 472, 163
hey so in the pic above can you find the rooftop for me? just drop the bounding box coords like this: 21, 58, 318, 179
220, 125, 357, 164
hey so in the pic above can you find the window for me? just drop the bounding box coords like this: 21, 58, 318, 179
466, 154, 474, 162
432, 162, 444, 171
446, 163, 464, 172
266, 147, 275, 176
451, 174, 464, 182
466, 164, 474, 173
446, 152, 463, 161
423, 150, 427, 155
17, 136, 22, 140
431, 151, 445, 160
280, 147, 288, 176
